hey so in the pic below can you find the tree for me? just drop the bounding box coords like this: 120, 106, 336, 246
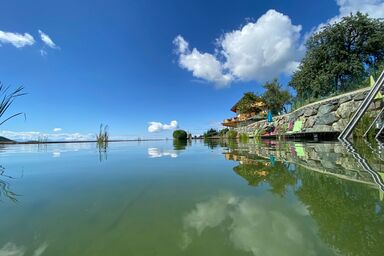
290, 12, 384, 101
173, 130, 187, 140
203, 128, 219, 138
262, 79, 291, 115
236, 92, 264, 114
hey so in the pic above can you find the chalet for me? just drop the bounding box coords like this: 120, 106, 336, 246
222, 97, 267, 128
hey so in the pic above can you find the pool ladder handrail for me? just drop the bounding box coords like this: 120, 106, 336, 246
339, 70, 384, 141
364, 105, 384, 138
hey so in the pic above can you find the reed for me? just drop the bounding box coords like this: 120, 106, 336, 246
0, 83, 26, 126
96, 124, 109, 143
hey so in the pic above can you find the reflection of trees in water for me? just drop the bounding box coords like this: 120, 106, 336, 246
173, 140, 188, 151
205, 139, 238, 150
229, 150, 384, 256
97, 142, 108, 162
0, 166, 18, 202
295, 167, 384, 256
233, 160, 295, 197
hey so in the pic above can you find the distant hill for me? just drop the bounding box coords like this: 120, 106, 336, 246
0, 136, 15, 144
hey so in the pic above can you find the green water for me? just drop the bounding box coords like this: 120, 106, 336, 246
0, 140, 383, 256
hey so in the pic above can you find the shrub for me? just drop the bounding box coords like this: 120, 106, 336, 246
226, 130, 238, 139
173, 130, 188, 140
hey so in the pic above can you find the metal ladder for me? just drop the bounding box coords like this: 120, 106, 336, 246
339, 70, 384, 141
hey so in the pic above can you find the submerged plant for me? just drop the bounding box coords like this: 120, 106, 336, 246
0, 83, 26, 126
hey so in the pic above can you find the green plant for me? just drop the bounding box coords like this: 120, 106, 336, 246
239, 133, 249, 143
262, 79, 291, 114
352, 114, 375, 141
96, 124, 109, 143
173, 129, 187, 140
203, 128, 219, 138
236, 92, 264, 114
0, 84, 26, 126
226, 130, 238, 139
290, 12, 384, 102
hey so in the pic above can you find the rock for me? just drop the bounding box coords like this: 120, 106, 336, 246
339, 95, 353, 104
332, 118, 348, 131
354, 91, 369, 101
315, 112, 339, 125
290, 109, 305, 120
318, 104, 337, 115
311, 125, 333, 132
305, 116, 317, 128
304, 107, 317, 117
368, 100, 383, 110
336, 101, 360, 119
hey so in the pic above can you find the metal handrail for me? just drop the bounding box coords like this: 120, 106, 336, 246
364, 106, 384, 137
340, 139, 384, 192
376, 123, 384, 139
339, 70, 384, 141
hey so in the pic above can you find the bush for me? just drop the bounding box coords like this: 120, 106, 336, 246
226, 130, 238, 139
239, 133, 249, 143
173, 130, 188, 140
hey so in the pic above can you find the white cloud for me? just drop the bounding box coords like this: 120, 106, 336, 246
53, 128, 62, 132
221, 10, 303, 82
38, 30, 58, 49
181, 193, 330, 255
317, 0, 384, 31
0, 242, 48, 256
148, 120, 178, 133
173, 10, 303, 87
147, 148, 178, 158
0, 130, 94, 142
0, 30, 35, 48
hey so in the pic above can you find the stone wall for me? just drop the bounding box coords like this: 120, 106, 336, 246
235, 87, 383, 136
226, 141, 380, 186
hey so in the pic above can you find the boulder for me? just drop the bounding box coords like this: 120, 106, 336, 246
318, 104, 337, 115
339, 95, 353, 104
336, 101, 360, 119
315, 112, 339, 125
305, 116, 317, 128
311, 125, 333, 132
354, 91, 369, 101
332, 118, 348, 131
304, 107, 317, 117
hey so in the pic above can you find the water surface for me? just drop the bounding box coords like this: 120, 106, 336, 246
0, 140, 383, 256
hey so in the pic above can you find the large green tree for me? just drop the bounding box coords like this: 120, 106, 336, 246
262, 79, 291, 115
290, 12, 384, 101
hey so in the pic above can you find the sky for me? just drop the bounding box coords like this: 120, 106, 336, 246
0, 0, 383, 141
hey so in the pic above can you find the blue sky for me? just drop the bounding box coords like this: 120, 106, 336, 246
0, 0, 382, 141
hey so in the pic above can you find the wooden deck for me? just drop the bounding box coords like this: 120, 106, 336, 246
259, 131, 340, 141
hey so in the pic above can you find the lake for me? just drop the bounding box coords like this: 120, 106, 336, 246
0, 139, 383, 256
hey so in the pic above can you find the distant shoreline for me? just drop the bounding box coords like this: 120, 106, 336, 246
0, 139, 168, 145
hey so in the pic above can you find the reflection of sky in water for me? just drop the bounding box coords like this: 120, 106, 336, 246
148, 148, 178, 158
0, 242, 48, 256
182, 193, 334, 256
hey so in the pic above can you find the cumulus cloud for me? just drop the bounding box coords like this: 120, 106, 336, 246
0, 242, 48, 256
173, 10, 303, 87
147, 148, 178, 158
173, 36, 233, 87
0, 130, 94, 142
181, 193, 330, 255
38, 30, 58, 49
0, 30, 35, 48
53, 128, 62, 132
148, 120, 178, 133
314, 0, 384, 32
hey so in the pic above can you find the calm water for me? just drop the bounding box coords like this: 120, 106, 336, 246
0, 140, 384, 256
